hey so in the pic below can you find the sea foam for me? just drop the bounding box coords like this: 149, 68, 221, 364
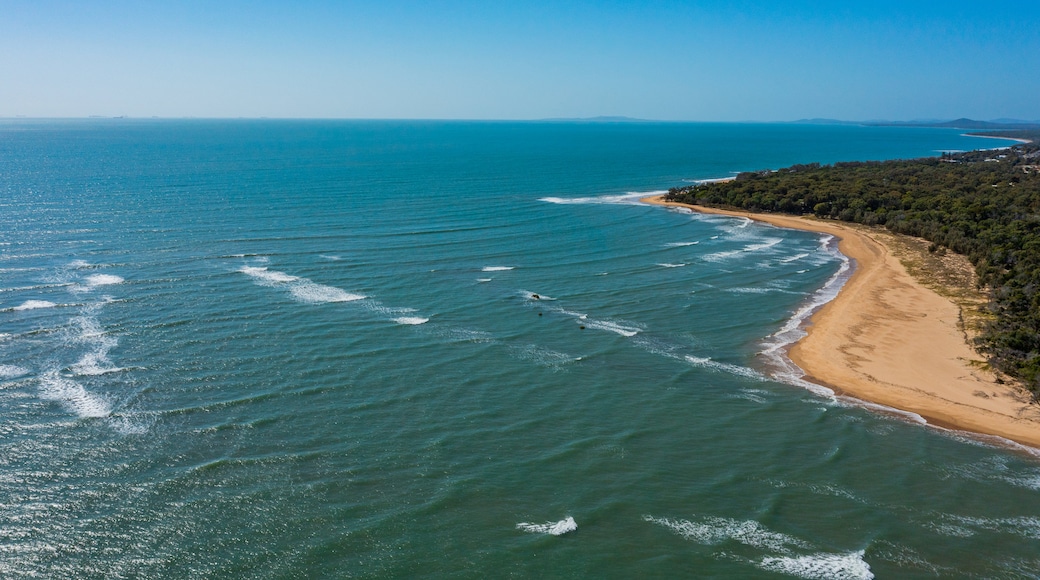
289, 282, 365, 304
757, 234, 850, 396
516, 517, 577, 536
13, 300, 58, 311
239, 266, 300, 284
643, 515, 811, 552
582, 319, 641, 337
239, 266, 365, 304
393, 317, 429, 325
38, 370, 112, 418
684, 355, 764, 380
645, 515, 872, 578
703, 238, 784, 262
758, 551, 874, 580
539, 191, 659, 205
0, 365, 29, 379
85, 274, 124, 286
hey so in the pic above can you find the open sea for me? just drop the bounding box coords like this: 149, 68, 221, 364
1, 119, 1038, 578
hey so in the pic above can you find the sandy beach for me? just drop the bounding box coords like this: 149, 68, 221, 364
643, 195, 1040, 449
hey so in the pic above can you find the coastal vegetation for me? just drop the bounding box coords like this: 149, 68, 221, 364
664, 135, 1040, 398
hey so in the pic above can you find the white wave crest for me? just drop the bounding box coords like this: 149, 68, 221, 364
477, 278, 493, 283
932, 514, 1040, 540
582, 319, 641, 337
644, 515, 811, 552
394, 317, 429, 325
757, 234, 850, 395
70, 352, 124, 376
685, 355, 764, 380
65, 314, 123, 376
85, 274, 124, 286
482, 266, 515, 272
0, 365, 29, 379
38, 370, 111, 418
239, 266, 300, 284
240, 266, 364, 304
14, 300, 57, 310
289, 282, 365, 304
657, 263, 687, 268
779, 252, 811, 264
758, 551, 873, 580
645, 515, 872, 579
540, 191, 659, 205
664, 241, 699, 247
727, 287, 773, 294
517, 517, 577, 536
703, 238, 784, 262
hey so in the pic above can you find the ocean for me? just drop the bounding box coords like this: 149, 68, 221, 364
1, 119, 1037, 578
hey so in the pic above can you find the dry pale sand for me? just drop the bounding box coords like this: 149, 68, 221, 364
643, 195, 1040, 449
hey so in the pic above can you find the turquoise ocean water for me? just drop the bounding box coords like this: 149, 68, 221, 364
1, 120, 1038, 578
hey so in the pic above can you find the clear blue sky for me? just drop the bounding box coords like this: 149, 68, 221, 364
2, 0, 1038, 121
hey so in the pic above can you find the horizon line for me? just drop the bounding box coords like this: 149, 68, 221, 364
1, 115, 1038, 127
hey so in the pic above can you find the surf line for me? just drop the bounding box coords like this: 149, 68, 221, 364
642, 195, 1040, 452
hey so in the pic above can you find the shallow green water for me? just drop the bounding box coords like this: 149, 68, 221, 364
0, 120, 1036, 578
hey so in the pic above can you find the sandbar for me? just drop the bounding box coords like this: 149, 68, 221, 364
643, 195, 1040, 449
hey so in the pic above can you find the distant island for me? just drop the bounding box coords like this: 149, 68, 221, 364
794, 118, 1040, 131
664, 133, 1040, 400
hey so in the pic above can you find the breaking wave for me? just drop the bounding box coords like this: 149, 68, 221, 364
38, 370, 112, 418
239, 266, 365, 304
12, 300, 58, 311
539, 191, 662, 205
393, 317, 429, 325
644, 515, 873, 579
517, 517, 577, 536
703, 238, 784, 262
684, 355, 764, 380
0, 365, 29, 379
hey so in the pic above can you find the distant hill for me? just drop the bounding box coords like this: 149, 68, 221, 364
871, 118, 1040, 130
791, 118, 859, 125
794, 118, 1040, 130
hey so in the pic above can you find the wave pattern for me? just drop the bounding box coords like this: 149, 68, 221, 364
1, 121, 1034, 578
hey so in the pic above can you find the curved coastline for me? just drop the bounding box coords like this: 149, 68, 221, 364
643, 195, 1040, 450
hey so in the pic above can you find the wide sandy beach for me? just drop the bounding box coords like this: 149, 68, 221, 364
643, 195, 1040, 449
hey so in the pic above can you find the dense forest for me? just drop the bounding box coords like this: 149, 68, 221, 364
665, 134, 1040, 398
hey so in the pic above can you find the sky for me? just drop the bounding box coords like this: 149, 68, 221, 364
2, 0, 1039, 121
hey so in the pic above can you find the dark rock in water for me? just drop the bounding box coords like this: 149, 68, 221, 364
532, 294, 540, 300
579, 325, 585, 330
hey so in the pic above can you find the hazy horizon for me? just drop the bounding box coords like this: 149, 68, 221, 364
3, 116, 1038, 125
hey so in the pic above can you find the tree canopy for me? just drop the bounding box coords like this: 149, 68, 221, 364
665, 136, 1040, 398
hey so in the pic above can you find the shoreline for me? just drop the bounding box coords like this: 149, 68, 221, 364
964, 133, 1034, 145
642, 195, 1040, 450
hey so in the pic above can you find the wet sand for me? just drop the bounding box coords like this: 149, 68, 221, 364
643, 195, 1040, 449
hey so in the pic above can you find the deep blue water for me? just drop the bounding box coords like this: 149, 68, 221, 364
1, 120, 1038, 578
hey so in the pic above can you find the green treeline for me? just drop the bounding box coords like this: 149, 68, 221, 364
664, 138, 1040, 398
